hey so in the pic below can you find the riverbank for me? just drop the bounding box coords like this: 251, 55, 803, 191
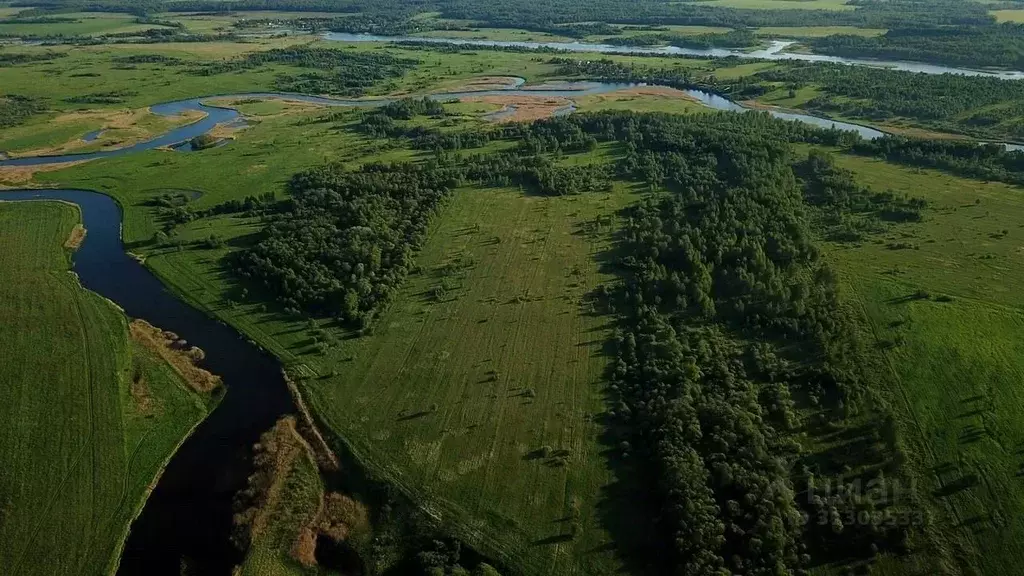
0, 198, 214, 576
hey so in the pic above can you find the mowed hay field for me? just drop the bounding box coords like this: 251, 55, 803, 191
0, 201, 212, 576
825, 154, 1024, 574
298, 185, 637, 574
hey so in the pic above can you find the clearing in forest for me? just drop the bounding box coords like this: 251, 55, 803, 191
298, 185, 638, 574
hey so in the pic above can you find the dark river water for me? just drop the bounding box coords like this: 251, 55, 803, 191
0, 189, 293, 575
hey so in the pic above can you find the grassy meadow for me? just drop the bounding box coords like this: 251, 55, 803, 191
0, 12, 175, 37
301, 183, 635, 574
755, 25, 886, 37
0, 200, 213, 576
823, 154, 1024, 574
992, 9, 1024, 23
239, 451, 324, 576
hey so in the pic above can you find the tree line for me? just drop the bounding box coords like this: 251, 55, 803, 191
754, 62, 1024, 141
603, 29, 757, 50
852, 136, 1024, 185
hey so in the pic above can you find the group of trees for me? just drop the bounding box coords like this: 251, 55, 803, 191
852, 136, 1024, 185
64, 89, 137, 104
111, 53, 183, 65
191, 46, 418, 96
754, 62, 1024, 140
233, 161, 458, 327
0, 94, 44, 129
796, 149, 926, 242
0, 50, 65, 66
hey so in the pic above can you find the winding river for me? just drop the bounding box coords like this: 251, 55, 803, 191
0, 82, 888, 169
323, 33, 1024, 80
1, 64, 1021, 573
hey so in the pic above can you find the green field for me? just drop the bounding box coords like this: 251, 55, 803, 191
824, 154, 1024, 574
701, 0, 855, 10
0, 40, 306, 110
6, 15, 1024, 574
0, 12, 174, 37
992, 9, 1024, 23
574, 89, 711, 114
0, 200, 213, 576
303, 183, 634, 573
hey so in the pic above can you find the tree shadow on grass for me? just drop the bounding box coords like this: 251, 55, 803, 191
587, 205, 675, 576
396, 410, 432, 422
531, 533, 575, 546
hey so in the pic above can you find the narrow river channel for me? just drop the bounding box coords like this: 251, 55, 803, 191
0, 80, 888, 576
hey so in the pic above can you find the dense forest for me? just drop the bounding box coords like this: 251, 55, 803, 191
810, 24, 1024, 70
8, 0, 999, 33
754, 63, 1024, 140
597, 115, 920, 572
